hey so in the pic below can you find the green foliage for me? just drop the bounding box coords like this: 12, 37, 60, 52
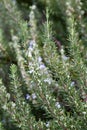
0, 0, 87, 130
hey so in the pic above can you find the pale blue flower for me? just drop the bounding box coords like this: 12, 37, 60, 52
26, 94, 31, 100
28, 41, 34, 51
29, 46, 33, 51
70, 81, 75, 87
2, 119, 6, 124
12, 0, 16, 5
39, 64, 46, 70
62, 55, 69, 61
29, 40, 36, 47
46, 122, 50, 127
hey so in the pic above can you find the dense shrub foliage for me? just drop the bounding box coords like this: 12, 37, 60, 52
0, 0, 87, 129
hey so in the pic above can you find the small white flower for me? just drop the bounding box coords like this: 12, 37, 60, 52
81, 10, 84, 15
12, 103, 16, 108
82, 112, 86, 115
60, 47, 64, 55
55, 102, 61, 108
2, 105, 7, 110
29, 62, 33, 66
6, 93, 10, 99
44, 78, 52, 85
66, 2, 70, 6
31, 5, 36, 10
28, 51, 32, 57
38, 57, 42, 63
12, 36, 18, 41
29, 69, 34, 74
32, 93, 37, 99
29, 11, 34, 19
71, 81, 75, 87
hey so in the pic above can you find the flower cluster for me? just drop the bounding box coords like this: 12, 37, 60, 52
0, 1, 87, 130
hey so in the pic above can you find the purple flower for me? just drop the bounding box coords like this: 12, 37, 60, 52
29, 46, 33, 51
26, 94, 31, 100
39, 64, 46, 70
29, 40, 35, 47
